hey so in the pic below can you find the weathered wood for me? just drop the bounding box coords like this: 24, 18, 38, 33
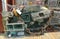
0, 32, 60, 39
0, 0, 4, 33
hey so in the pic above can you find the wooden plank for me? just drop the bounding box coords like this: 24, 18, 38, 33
23, 32, 60, 39
0, 32, 60, 39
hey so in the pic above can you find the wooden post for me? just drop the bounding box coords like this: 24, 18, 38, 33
12, 0, 15, 5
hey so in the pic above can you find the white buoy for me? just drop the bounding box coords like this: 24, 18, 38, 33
8, 34, 11, 37
16, 9, 22, 15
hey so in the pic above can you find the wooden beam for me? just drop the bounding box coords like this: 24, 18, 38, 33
12, 0, 15, 5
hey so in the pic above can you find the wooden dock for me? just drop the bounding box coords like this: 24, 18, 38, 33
0, 32, 60, 39
23, 32, 60, 39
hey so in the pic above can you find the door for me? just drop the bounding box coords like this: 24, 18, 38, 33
0, 0, 4, 33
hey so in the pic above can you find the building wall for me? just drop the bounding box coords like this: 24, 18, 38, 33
0, 0, 4, 33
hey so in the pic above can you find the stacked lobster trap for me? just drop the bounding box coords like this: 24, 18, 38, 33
2, 11, 27, 37
49, 10, 60, 30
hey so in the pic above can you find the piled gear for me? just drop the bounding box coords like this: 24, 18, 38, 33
5, 5, 53, 37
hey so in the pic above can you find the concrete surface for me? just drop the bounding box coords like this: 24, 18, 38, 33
0, 32, 60, 39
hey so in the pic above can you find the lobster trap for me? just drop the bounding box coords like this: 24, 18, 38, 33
2, 4, 55, 37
